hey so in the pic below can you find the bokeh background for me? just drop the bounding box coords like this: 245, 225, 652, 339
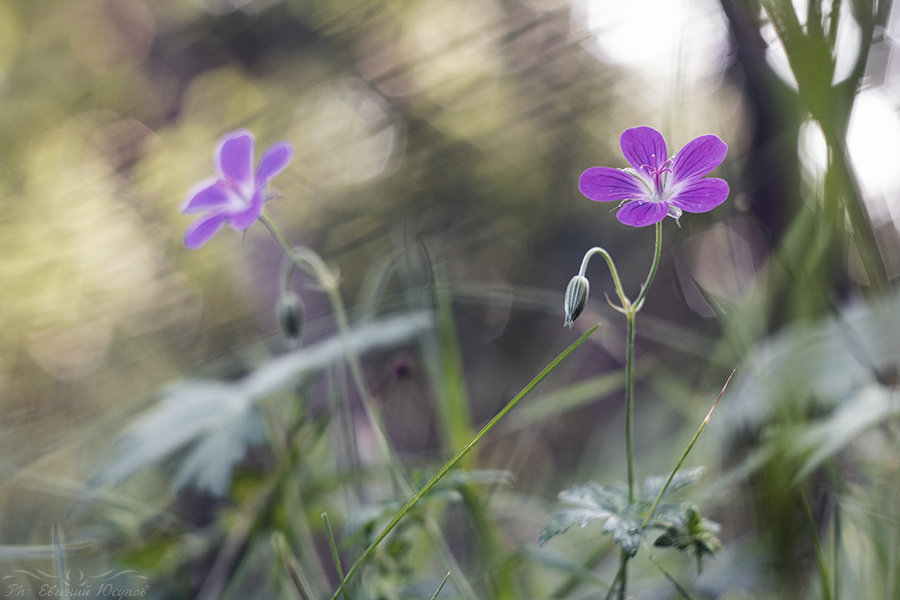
2, 0, 900, 598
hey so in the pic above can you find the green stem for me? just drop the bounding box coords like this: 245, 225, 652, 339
258, 213, 477, 599
625, 310, 636, 503
801, 489, 833, 600
615, 221, 662, 599
330, 324, 600, 599
641, 370, 733, 529
624, 223, 661, 503
602, 552, 628, 600
634, 221, 663, 309
258, 213, 402, 485
322, 513, 350, 600
578, 247, 629, 309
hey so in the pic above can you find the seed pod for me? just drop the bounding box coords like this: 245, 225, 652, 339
563, 275, 589, 328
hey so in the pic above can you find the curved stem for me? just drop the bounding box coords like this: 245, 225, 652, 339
583, 222, 663, 600
579, 247, 630, 310
258, 213, 401, 485
257, 212, 478, 598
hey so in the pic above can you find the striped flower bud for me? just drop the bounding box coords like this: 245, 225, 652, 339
564, 275, 589, 328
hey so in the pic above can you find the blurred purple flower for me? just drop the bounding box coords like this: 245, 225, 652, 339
181, 129, 293, 249
578, 126, 728, 227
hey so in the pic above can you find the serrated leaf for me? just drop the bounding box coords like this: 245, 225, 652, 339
540, 482, 632, 548
601, 509, 643, 556
645, 502, 685, 527
641, 466, 705, 501
89, 381, 255, 494
89, 311, 435, 496
540, 508, 611, 546
172, 404, 267, 494
558, 481, 629, 513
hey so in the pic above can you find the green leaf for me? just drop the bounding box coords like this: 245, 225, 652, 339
540, 482, 644, 555
89, 381, 262, 496
601, 508, 643, 557
652, 504, 722, 572
559, 481, 629, 514
640, 466, 705, 501
89, 311, 435, 496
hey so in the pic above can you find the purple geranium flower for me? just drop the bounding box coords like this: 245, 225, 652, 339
578, 126, 729, 227
181, 129, 293, 249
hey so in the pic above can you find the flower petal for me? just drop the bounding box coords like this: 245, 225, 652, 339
579, 167, 646, 202
256, 142, 293, 185
229, 189, 264, 230
616, 200, 669, 227
620, 127, 668, 172
181, 178, 229, 214
669, 178, 729, 213
215, 130, 255, 187
184, 213, 229, 249
671, 135, 727, 182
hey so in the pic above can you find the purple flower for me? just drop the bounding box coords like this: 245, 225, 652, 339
181, 129, 293, 249
578, 126, 729, 227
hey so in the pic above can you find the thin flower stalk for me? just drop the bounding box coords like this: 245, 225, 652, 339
330, 324, 600, 599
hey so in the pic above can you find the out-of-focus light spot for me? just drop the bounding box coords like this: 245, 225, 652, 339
291, 78, 399, 186
761, 0, 860, 89
68, 0, 156, 69
403, 0, 505, 105
885, 2, 900, 96
27, 318, 114, 381
798, 119, 827, 185
798, 89, 900, 227
3, 114, 194, 380
576, 0, 728, 101
847, 90, 900, 204
676, 220, 766, 316
182, 68, 267, 126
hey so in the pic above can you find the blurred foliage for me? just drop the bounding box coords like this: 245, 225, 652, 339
1, 0, 899, 598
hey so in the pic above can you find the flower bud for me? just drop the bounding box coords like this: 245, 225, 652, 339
564, 275, 589, 328
277, 292, 304, 341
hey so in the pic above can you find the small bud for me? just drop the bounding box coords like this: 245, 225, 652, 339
564, 275, 589, 328
277, 292, 304, 341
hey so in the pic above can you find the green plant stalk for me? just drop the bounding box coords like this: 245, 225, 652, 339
573, 222, 663, 600
634, 222, 663, 309
322, 513, 350, 600
800, 489, 833, 600
603, 552, 628, 600
271, 531, 316, 600
625, 311, 636, 503
578, 247, 629, 309
259, 213, 477, 598
428, 263, 475, 462
641, 370, 734, 529
619, 222, 662, 599
330, 324, 600, 599
625, 222, 663, 503
646, 549, 694, 600
259, 213, 403, 486
430, 572, 452, 600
